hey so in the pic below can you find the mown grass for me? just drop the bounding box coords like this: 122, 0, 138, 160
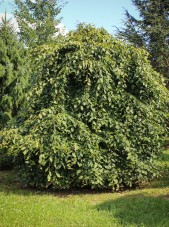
0, 150, 169, 227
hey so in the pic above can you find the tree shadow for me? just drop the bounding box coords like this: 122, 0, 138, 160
95, 193, 169, 227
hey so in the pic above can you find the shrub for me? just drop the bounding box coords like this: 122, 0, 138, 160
2, 25, 168, 190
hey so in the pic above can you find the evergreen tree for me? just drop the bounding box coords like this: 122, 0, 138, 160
0, 13, 30, 128
117, 0, 169, 80
14, 0, 63, 47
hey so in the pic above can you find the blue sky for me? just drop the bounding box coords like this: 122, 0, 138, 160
0, 0, 139, 34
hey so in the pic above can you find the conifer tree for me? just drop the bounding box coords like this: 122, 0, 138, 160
14, 0, 63, 47
0, 13, 30, 128
117, 0, 169, 80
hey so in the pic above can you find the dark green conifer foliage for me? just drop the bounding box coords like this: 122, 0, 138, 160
14, 0, 63, 47
0, 13, 29, 128
117, 0, 169, 80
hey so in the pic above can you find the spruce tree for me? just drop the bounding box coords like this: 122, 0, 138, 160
14, 0, 63, 47
117, 0, 169, 80
0, 13, 30, 128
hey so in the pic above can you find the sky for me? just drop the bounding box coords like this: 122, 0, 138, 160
0, 0, 139, 34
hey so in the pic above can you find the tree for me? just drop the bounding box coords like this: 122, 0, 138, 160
2, 25, 168, 190
117, 0, 169, 80
0, 13, 30, 128
14, 0, 64, 47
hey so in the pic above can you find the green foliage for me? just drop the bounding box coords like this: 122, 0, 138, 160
0, 13, 30, 129
0, 128, 18, 169
0, 13, 31, 169
2, 25, 168, 190
117, 0, 169, 79
14, 0, 64, 47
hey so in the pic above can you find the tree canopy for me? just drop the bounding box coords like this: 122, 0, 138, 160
117, 0, 169, 80
2, 25, 168, 190
14, 0, 63, 47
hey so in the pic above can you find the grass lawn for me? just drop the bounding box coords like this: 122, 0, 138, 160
0, 150, 169, 227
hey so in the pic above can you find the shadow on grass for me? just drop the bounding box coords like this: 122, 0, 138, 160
96, 193, 169, 227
